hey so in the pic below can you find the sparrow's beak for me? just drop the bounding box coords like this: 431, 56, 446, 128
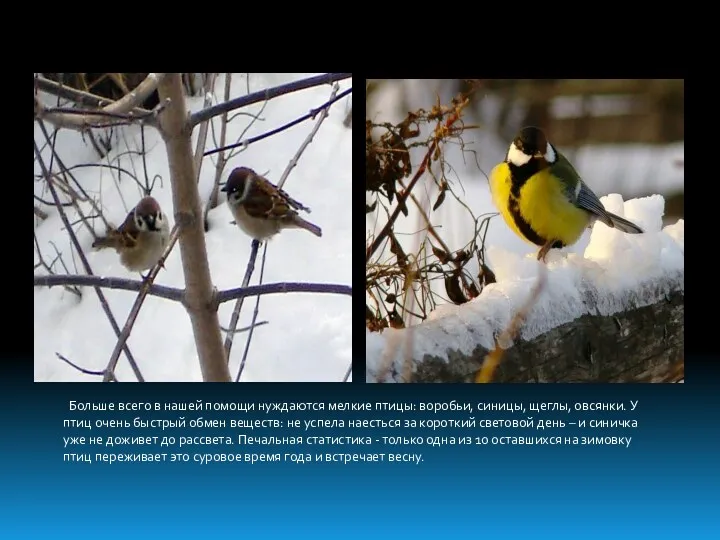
220, 184, 228, 192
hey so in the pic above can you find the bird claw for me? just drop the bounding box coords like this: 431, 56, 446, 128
537, 241, 554, 263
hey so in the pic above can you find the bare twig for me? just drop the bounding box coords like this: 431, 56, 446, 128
343, 363, 352, 383
235, 243, 268, 381
34, 75, 152, 114
226, 99, 267, 162
34, 121, 144, 382
190, 72, 351, 127
38, 164, 111, 232
35, 74, 167, 130
221, 321, 269, 333
193, 74, 218, 178
366, 99, 468, 264
223, 240, 259, 360
34, 233, 81, 298
222, 82, 345, 361
277, 83, 339, 189
204, 74, 233, 227
57, 353, 105, 377
34, 274, 352, 302
204, 87, 351, 158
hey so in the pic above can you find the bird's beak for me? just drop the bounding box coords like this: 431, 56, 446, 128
533, 151, 544, 158
220, 184, 228, 192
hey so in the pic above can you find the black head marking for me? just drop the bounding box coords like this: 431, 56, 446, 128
134, 196, 162, 231
513, 126, 548, 157
222, 167, 255, 195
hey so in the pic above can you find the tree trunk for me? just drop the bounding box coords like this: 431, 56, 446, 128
157, 74, 231, 382
369, 291, 684, 383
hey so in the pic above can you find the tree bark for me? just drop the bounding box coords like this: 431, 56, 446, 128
370, 291, 684, 383
157, 74, 231, 382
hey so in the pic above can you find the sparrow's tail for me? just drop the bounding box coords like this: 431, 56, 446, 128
293, 216, 322, 237
92, 235, 120, 250
607, 212, 643, 234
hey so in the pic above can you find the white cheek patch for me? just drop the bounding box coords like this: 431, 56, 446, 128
507, 142, 531, 166
544, 143, 557, 164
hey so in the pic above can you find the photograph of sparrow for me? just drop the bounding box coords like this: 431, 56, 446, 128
221, 167, 322, 240
92, 196, 170, 272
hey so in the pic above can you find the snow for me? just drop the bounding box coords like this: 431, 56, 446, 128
34, 74, 352, 382
366, 194, 684, 382
366, 81, 684, 382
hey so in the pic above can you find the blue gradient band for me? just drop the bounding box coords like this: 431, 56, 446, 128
0, 384, 717, 538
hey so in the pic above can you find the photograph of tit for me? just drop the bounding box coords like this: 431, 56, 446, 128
34, 73, 353, 382
366, 79, 683, 383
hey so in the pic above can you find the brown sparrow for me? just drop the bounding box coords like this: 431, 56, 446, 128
92, 196, 170, 272
220, 167, 322, 240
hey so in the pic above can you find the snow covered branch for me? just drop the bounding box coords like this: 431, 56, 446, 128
367, 276, 684, 383
33, 274, 352, 304
190, 72, 351, 128
34, 73, 167, 130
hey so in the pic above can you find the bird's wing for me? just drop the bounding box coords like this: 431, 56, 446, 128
114, 211, 140, 247
243, 177, 297, 221
552, 154, 615, 228
244, 177, 311, 221
574, 181, 614, 228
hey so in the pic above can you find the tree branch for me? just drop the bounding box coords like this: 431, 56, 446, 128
190, 72, 351, 127
204, 87, 351, 158
34, 274, 352, 303
35, 73, 166, 131
223, 240, 260, 360
277, 83, 339, 189
35, 274, 181, 300
101, 76, 218, 382
56, 353, 106, 377
365, 101, 467, 264
368, 291, 684, 383
222, 82, 344, 362
235, 243, 268, 381
34, 75, 152, 113
157, 74, 231, 382
34, 122, 145, 382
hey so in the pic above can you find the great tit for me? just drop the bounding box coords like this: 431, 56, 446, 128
489, 126, 643, 261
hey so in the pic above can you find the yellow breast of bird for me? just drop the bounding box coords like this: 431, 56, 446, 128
490, 163, 590, 248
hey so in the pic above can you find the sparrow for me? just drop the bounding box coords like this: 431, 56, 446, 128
221, 167, 322, 240
92, 196, 170, 273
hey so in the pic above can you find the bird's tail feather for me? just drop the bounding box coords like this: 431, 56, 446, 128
294, 216, 322, 237
607, 212, 643, 234
92, 235, 119, 250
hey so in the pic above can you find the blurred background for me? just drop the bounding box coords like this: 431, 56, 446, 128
367, 79, 684, 224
